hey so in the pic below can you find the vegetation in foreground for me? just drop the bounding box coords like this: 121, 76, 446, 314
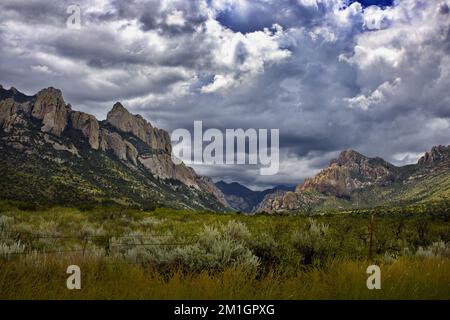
1, 256, 448, 300
0, 201, 449, 299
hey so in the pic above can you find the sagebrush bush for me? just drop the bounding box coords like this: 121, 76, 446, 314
291, 218, 333, 265
0, 215, 14, 236
0, 215, 25, 258
79, 222, 107, 238
416, 241, 450, 258
222, 220, 251, 242
112, 223, 259, 272
0, 240, 25, 258
135, 216, 164, 228
248, 233, 283, 268
196, 225, 259, 271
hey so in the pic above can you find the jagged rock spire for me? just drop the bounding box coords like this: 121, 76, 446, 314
31, 87, 69, 136
106, 102, 171, 153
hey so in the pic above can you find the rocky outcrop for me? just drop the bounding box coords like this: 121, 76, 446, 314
0, 98, 33, 132
256, 188, 325, 213
198, 176, 228, 206
0, 86, 70, 137
255, 190, 284, 213
31, 88, 69, 136
418, 145, 450, 166
70, 111, 100, 149
137, 153, 226, 198
297, 149, 398, 198
100, 130, 138, 165
138, 153, 197, 185
106, 103, 171, 153
44, 134, 79, 157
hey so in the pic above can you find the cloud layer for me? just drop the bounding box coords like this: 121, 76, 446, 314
0, 0, 449, 188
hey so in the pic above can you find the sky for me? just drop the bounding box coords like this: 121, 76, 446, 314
0, 0, 449, 190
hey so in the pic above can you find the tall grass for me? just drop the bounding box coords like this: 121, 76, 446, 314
0, 255, 448, 300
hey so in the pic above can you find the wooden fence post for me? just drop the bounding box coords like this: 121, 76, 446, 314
368, 214, 375, 261
82, 236, 88, 256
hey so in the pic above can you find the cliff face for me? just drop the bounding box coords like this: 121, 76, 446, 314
31, 88, 69, 136
0, 85, 228, 211
297, 149, 399, 198
106, 103, 171, 153
70, 111, 100, 150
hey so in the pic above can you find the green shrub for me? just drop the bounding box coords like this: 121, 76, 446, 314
291, 218, 333, 265
113, 223, 259, 273
416, 241, 450, 258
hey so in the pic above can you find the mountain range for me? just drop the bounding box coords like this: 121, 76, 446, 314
0, 85, 227, 211
0, 85, 448, 213
256, 147, 450, 213
215, 181, 294, 213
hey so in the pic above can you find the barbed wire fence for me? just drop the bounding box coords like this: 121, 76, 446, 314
0, 230, 199, 264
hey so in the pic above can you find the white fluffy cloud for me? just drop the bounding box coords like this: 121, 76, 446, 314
200, 21, 291, 93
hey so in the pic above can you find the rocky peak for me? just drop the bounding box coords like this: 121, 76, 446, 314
296, 149, 398, 198
332, 149, 367, 166
418, 145, 450, 166
107, 102, 148, 132
109, 102, 128, 116
36, 87, 62, 97
106, 102, 171, 153
31, 87, 69, 136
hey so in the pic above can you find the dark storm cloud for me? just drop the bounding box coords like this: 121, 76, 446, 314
0, 0, 449, 189
214, 0, 345, 33
108, 0, 208, 35
0, 0, 68, 25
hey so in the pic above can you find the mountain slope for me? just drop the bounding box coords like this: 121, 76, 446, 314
257, 147, 450, 213
215, 181, 294, 213
0, 85, 228, 211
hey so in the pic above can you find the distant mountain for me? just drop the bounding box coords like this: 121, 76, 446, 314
215, 181, 294, 213
0, 85, 228, 211
257, 147, 450, 213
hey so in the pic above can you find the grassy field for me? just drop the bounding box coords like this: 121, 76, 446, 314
0, 201, 449, 299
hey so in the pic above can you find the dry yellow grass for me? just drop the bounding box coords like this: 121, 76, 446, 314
0, 255, 448, 300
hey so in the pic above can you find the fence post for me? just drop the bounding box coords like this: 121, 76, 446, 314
368, 214, 375, 261
82, 236, 88, 256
